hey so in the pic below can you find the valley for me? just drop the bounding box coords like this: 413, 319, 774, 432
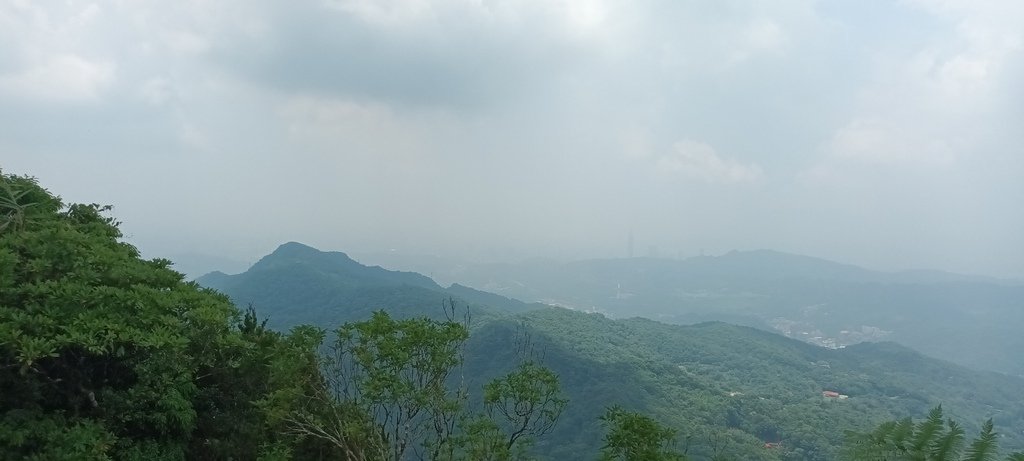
199, 242, 1024, 460
353, 251, 1024, 377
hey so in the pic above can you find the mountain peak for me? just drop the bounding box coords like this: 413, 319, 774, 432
271, 241, 338, 258
251, 241, 357, 271
213, 242, 444, 294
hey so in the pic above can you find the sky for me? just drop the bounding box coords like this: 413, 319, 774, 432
2, 0, 1023, 277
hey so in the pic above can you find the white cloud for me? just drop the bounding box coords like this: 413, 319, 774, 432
324, 0, 436, 27
657, 140, 764, 184
277, 96, 463, 173
560, 0, 611, 38
0, 54, 114, 102
179, 123, 215, 153
745, 18, 785, 50
280, 97, 404, 141
807, 0, 1024, 180
828, 118, 954, 166
1, 0, 1022, 276
162, 29, 210, 56
618, 125, 653, 159
139, 78, 175, 106
325, 0, 610, 36
724, 18, 787, 66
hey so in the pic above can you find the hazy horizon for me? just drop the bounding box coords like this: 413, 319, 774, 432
3, 0, 1023, 278
166, 241, 1024, 284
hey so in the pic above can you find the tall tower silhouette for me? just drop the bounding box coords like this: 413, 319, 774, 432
628, 230, 634, 259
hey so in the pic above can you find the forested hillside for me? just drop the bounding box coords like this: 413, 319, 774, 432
198, 242, 537, 330
201, 242, 1024, 460
0, 172, 579, 460
0, 172, 339, 459
366, 253, 1024, 376
5, 171, 1024, 460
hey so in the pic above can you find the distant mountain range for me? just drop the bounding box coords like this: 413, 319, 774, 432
355, 249, 1024, 377
198, 242, 1024, 460
165, 252, 252, 280
353, 249, 1020, 288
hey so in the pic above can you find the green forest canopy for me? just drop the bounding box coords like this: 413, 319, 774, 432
0, 171, 566, 460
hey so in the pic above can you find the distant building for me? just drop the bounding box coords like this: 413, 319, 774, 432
823, 390, 850, 399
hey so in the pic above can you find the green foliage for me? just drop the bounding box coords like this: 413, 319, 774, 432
1, 172, 207, 457
459, 328, 568, 460
964, 420, 999, 461
492, 307, 1024, 460
285, 305, 572, 461
842, 406, 1024, 461
202, 240, 1024, 460
484, 360, 567, 450
599, 405, 687, 461
0, 171, 329, 460
0, 172, 563, 461
454, 416, 514, 461
0, 174, 57, 233
289, 307, 470, 461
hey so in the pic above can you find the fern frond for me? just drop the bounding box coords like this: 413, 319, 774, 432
930, 419, 965, 461
964, 419, 998, 461
912, 406, 945, 455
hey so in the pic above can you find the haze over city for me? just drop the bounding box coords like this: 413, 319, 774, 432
3, 0, 1023, 277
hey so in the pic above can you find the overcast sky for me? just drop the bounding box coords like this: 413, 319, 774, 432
2, 0, 1022, 277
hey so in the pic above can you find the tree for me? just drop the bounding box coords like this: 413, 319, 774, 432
1, 172, 224, 458
287, 304, 470, 461
599, 405, 688, 461
842, 405, 1024, 461
188, 306, 338, 460
482, 328, 567, 454
0, 175, 44, 232
284, 305, 571, 461
0, 171, 329, 459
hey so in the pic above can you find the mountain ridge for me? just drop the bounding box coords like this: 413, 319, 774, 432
196, 242, 1024, 460
196, 241, 534, 330
382, 248, 1024, 376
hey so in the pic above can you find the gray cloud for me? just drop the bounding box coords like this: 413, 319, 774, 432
2, 0, 1022, 277
205, 1, 596, 110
